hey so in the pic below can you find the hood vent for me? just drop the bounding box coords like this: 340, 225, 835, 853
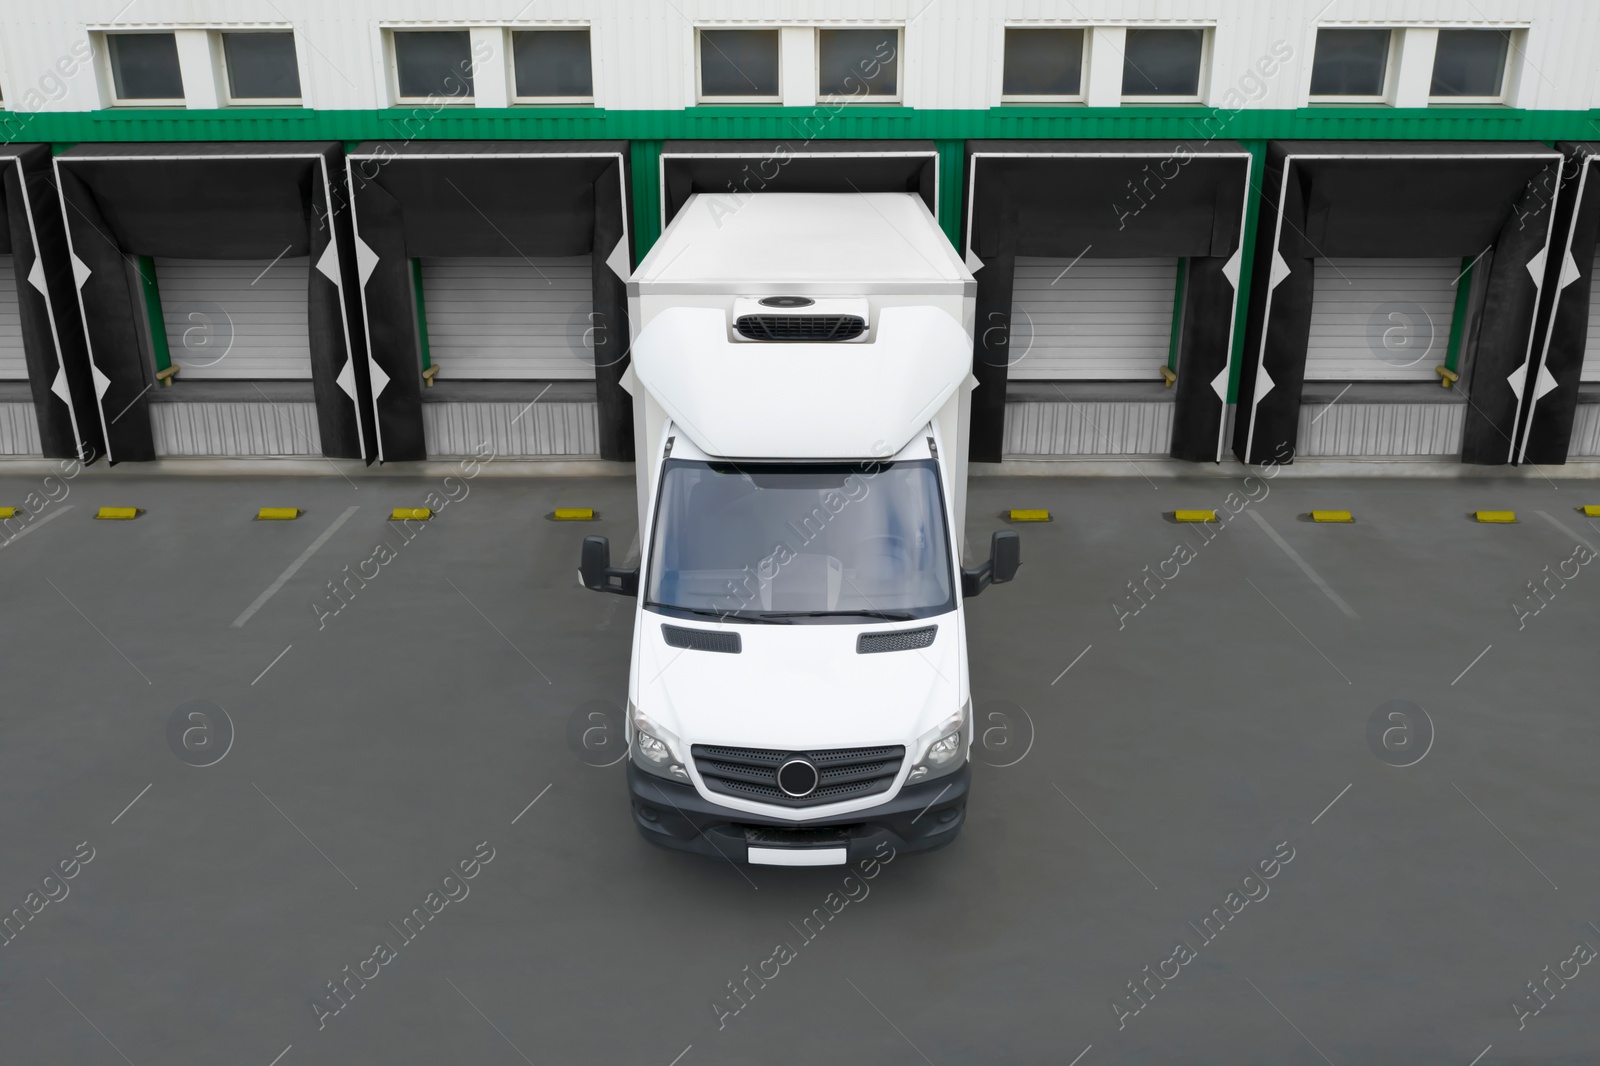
662, 624, 741, 654
735, 314, 866, 342
857, 625, 937, 654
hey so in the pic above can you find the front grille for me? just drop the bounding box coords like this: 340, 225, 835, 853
734, 315, 867, 342
691, 744, 905, 808
857, 625, 937, 654
662, 624, 741, 654
744, 825, 853, 847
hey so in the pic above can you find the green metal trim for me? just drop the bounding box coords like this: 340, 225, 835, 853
138, 255, 171, 373
14, 104, 1600, 145
1167, 256, 1188, 373
1226, 140, 1268, 406
630, 139, 662, 262
411, 258, 431, 370
1444, 255, 1475, 374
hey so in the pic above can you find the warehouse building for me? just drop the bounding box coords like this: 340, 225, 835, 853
0, 1, 1598, 469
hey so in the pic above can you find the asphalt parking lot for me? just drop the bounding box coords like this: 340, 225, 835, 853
1, 466, 1597, 1065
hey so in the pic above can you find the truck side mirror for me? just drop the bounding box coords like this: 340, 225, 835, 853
990, 530, 1021, 583
961, 530, 1021, 598
580, 535, 639, 596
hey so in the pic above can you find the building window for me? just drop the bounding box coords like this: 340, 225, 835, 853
1121, 28, 1206, 100
1309, 28, 1391, 99
391, 30, 474, 102
818, 28, 899, 100
511, 29, 593, 101
221, 32, 301, 102
1430, 29, 1511, 100
106, 32, 184, 103
698, 29, 780, 102
1002, 28, 1086, 100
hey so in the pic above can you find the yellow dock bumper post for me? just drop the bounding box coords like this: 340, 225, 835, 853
95, 507, 142, 520
1474, 511, 1517, 524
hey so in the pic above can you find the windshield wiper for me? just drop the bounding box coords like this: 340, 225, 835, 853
757, 609, 918, 621
642, 601, 790, 624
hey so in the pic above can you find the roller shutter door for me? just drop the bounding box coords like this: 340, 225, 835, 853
156, 258, 312, 379
1010, 257, 1179, 380
1305, 258, 1458, 381
1584, 247, 1600, 383
0, 255, 27, 380
420, 256, 594, 380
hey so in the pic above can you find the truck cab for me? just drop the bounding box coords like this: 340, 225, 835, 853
579, 192, 1019, 865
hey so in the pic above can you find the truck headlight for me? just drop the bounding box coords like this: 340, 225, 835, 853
906, 701, 969, 783
630, 703, 690, 781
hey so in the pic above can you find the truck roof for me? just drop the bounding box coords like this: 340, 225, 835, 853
631, 192, 970, 291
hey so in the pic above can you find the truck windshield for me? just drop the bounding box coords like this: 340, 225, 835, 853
645, 459, 955, 624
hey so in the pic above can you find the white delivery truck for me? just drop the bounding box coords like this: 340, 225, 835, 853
579, 192, 1020, 866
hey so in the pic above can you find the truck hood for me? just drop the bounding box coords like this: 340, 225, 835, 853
636, 612, 963, 751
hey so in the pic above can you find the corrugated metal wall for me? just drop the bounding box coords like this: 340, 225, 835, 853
0, 402, 43, 456
1295, 402, 1465, 456
150, 402, 323, 456
1569, 404, 1600, 457
422, 401, 600, 457
1003, 400, 1174, 455
0, 257, 27, 381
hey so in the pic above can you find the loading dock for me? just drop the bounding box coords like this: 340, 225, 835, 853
344, 141, 631, 462
53, 143, 367, 463
962, 140, 1253, 463
0, 144, 93, 461
1236, 141, 1562, 466
1520, 142, 1600, 462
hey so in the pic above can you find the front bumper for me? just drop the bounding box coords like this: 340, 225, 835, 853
627, 761, 970, 863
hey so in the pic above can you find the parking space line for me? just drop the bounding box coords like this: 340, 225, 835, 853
0, 504, 74, 550
267, 1045, 292, 1066
1536, 510, 1597, 553
1246, 510, 1359, 619
1067, 1045, 1092, 1066
1467, 1045, 1492, 1066
231, 506, 359, 628
667, 1045, 693, 1066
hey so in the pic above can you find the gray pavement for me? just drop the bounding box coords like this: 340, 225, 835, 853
1, 467, 1597, 1065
